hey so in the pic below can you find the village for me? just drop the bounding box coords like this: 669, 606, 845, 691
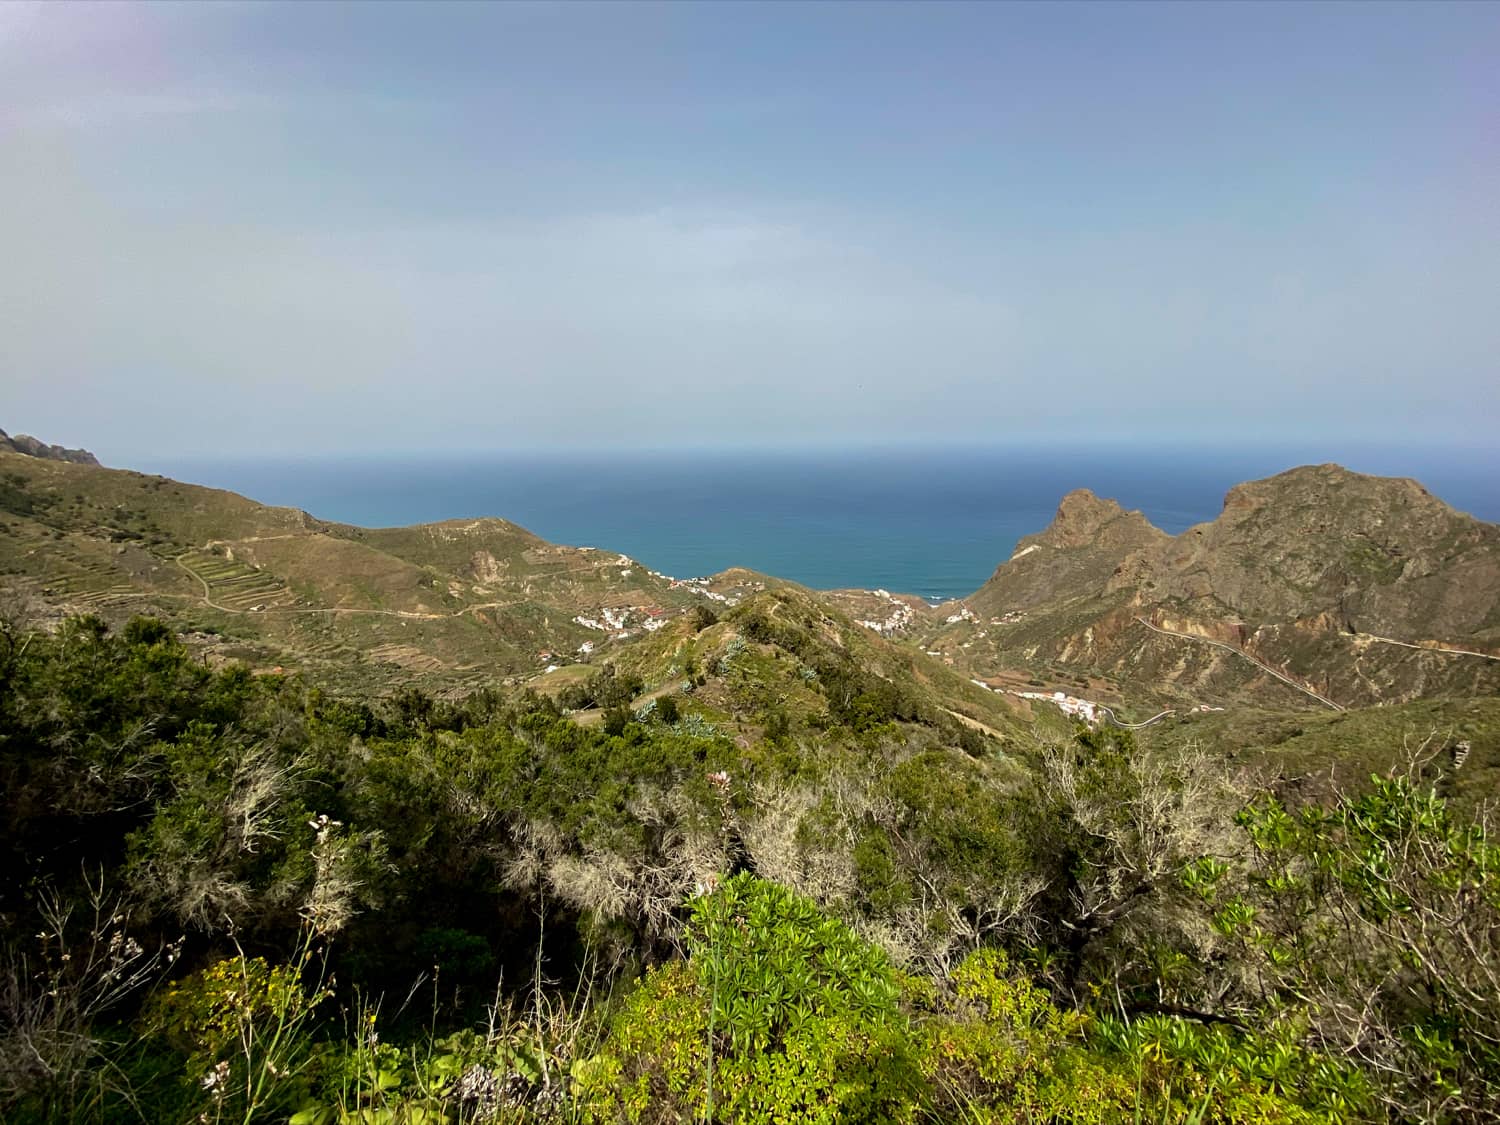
572, 603, 671, 640
854, 588, 919, 635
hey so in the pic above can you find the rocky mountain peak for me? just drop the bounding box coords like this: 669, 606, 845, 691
1220, 463, 1434, 516
969, 489, 1168, 616
1041, 488, 1160, 550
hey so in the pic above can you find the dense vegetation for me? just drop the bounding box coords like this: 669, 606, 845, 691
3, 614, 1497, 1122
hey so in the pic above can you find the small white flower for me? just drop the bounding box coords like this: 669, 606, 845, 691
201, 1059, 231, 1097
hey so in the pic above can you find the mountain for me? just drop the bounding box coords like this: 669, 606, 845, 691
1110, 464, 1500, 640
0, 427, 99, 465
946, 465, 1500, 710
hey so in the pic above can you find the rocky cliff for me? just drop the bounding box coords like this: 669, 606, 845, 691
1108, 465, 1500, 642
0, 428, 100, 465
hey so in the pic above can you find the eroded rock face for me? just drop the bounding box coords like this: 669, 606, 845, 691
0, 428, 100, 466
970, 489, 1168, 616
1044, 489, 1159, 550
1108, 465, 1500, 639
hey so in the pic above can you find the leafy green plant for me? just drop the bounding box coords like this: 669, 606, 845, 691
918, 947, 1133, 1124
291, 1025, 552, 1125
1092, 1013, 1369, 1124
576, 874, 921, 1123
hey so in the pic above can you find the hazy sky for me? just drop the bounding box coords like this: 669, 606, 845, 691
2, 1, 1496, 460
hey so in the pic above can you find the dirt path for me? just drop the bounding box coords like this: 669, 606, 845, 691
942, 708, 1010, 741
1134, 616, 1344, 711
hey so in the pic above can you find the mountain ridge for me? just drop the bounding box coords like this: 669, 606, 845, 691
950, 462, 1500, 709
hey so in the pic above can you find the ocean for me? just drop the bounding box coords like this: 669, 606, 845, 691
141, 445, 1500, 603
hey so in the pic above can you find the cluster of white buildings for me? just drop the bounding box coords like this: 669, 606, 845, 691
668, 575, 750, 607
1014, 689, 1100, 724
574, 606, 632, 633
857, 589, 917, 636
573, 604, 672, 641
970, 678, 1104, 725
945, 604, 979, 626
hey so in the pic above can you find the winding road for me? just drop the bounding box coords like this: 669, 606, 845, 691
1096, 704, 1177, 730
1356, 632, 1500, 663
1133, 616, 1345, 711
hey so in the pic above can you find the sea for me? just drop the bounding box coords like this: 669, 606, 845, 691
141, 444, 1500, 604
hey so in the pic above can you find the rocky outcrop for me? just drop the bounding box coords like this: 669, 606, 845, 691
970, 489, 1168, 616
1040, 489, 1162, 551
0, 428, 100, 465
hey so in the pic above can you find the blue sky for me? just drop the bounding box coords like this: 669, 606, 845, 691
1, 1, 1496, 459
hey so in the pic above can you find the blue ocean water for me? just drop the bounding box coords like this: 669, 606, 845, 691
142, 445, 1500, 603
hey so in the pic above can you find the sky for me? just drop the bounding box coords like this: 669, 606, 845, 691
1, 1, 1497, 461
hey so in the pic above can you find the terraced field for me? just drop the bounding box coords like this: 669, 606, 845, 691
25, 558, 155, 612
176, 550, 296, 612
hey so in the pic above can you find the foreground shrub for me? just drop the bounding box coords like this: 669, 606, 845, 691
1221, 774, 1500, 1122
1093, 1014, 1370, 1124
575, 873, 921, 1123
146, 947, 330, 1123
918, 948, 1132, 1123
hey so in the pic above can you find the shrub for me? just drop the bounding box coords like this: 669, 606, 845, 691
920, 947, 1132, 1123
146, 949, 330, 1123
1218, 774, 1500, 1122
577, 874, 921, 1123
1091, 1014, 1371, 1124
601, 705, 633, 737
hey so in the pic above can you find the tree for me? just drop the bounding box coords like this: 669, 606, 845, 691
601, 704, 632, 737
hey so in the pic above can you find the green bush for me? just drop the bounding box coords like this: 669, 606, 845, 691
919, 947, 1132, 1123
655, 695, 680, 725
145, 950, 330, 1123
577, 874, 921, 1123
1091, 1014, 1370, 1124
1218, 776, 1499, 1121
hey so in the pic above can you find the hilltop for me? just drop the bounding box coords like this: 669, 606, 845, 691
969, 488, 1169, 617
938, 464, 1500, 711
